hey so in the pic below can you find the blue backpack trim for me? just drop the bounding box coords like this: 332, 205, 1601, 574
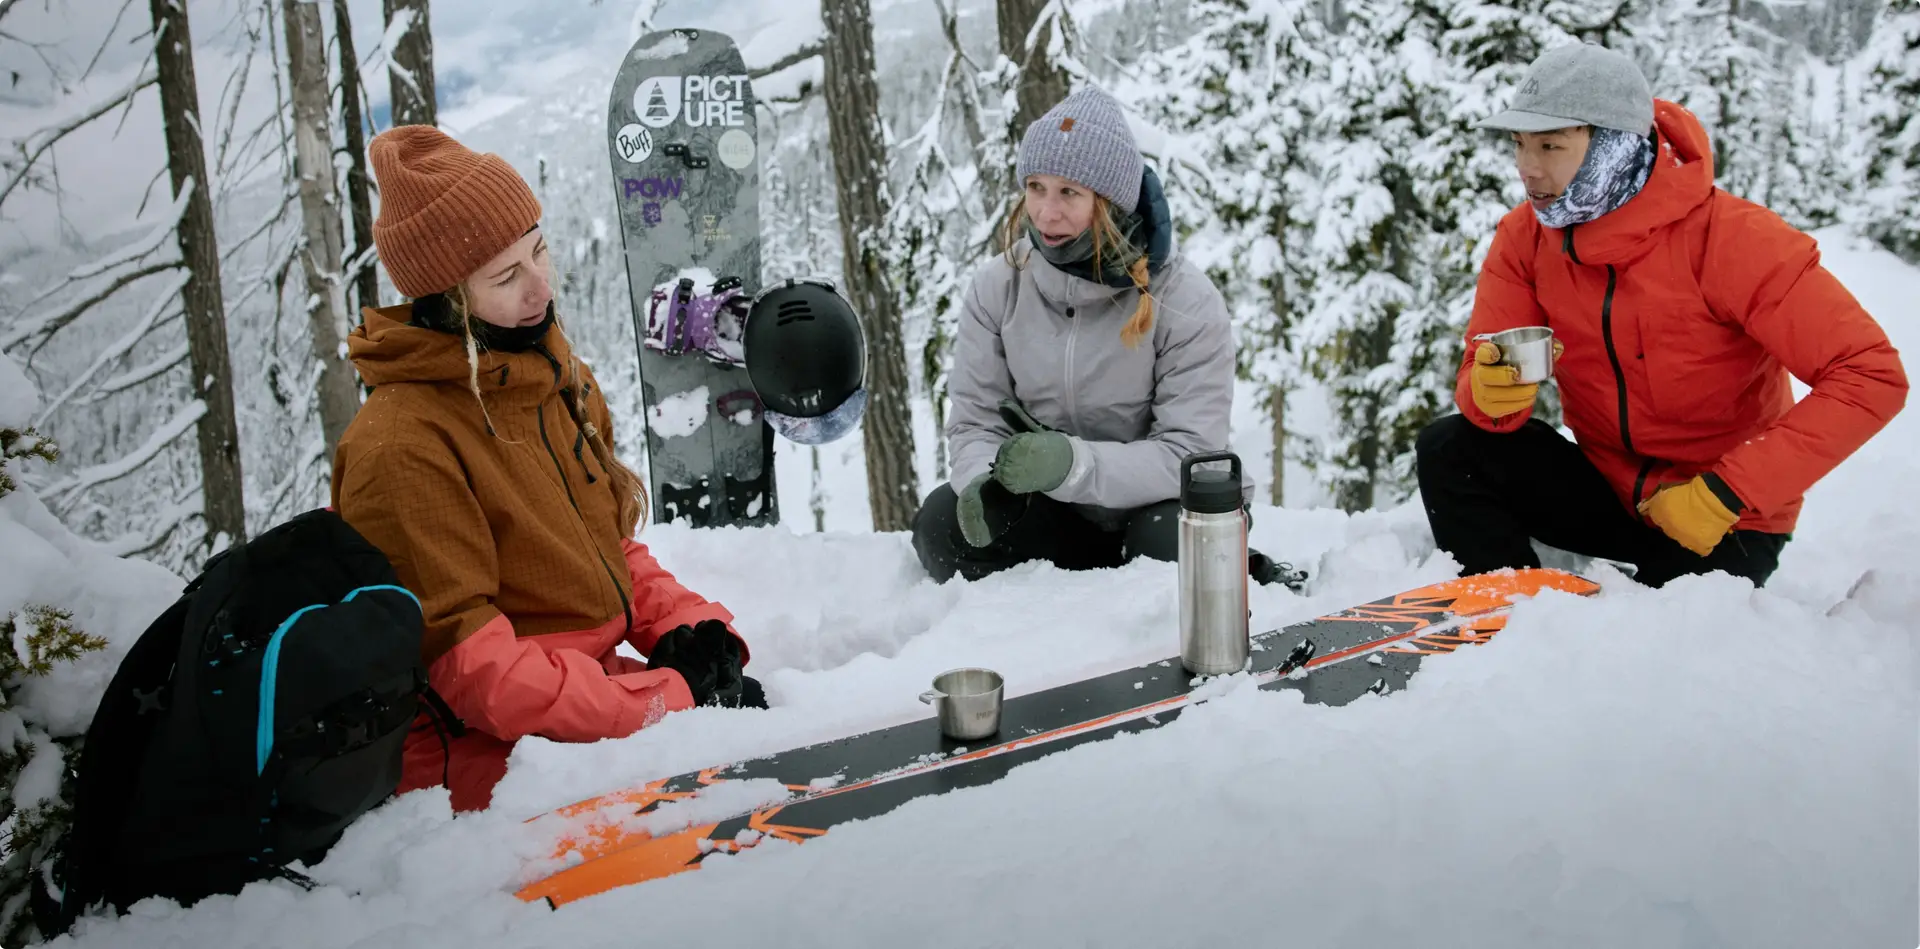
255, 585, 423, 775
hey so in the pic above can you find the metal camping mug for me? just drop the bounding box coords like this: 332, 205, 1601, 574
1476, 326, 1556, 384
919, 667, 1004, 741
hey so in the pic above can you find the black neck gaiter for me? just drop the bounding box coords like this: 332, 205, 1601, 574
413, 295, 556, 352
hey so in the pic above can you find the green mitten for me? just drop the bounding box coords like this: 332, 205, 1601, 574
956, 472, 997, 547
993, 431, 1075, 494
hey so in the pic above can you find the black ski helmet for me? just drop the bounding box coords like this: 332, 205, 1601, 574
744, 277, 866, 419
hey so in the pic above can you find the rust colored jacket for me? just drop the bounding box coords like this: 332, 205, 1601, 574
332, 304, 741, 811
1457, 99, 1908, 534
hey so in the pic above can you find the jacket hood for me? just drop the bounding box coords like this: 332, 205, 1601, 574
350, 303, 577, 400
1554, 99, 1715, 266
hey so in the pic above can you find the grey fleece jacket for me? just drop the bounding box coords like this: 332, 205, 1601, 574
946, 237, 1238, 525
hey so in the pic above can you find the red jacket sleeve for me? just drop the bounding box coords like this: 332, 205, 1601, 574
619, 538, 747, 664
1706, 211, 1909, 514
1456, 211, 1549, 433
336, 441, 695, 744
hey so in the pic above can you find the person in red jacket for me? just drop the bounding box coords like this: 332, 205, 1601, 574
1416, 43, 1908, 588
332, 125, 765, 812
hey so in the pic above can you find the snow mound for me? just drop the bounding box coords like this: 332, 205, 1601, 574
41, 502, 1920, 949
33, 232, 1920, 947
0, 353, 182, 738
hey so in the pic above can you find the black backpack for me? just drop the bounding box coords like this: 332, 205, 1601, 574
37, 508, 457, 932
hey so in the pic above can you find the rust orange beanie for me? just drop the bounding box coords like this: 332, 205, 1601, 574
368, 125, 542, 298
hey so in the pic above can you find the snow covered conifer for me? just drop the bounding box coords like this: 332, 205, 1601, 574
1637, 0, 1787, 202
0, 359, 101, 943
1284, 0, 1450, 511
1149, 0, 1329, 502
1860, 0, 1920, 261
1768, 65, 1849, 231
0, 354, 181, 943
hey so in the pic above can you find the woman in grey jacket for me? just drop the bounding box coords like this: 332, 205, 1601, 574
912, 87, 1293, 586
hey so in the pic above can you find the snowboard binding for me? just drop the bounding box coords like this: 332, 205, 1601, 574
645, 275, 750, 367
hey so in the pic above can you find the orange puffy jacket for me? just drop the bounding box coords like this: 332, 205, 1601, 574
333, 304, 743, 812
1457, 99, 1908, 534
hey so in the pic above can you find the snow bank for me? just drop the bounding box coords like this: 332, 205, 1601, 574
35, 235, 1920, 946
0, 354, 182, 739
45, 509, 1919, 949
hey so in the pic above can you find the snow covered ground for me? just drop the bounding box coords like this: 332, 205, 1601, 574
23, 230, 1920, 947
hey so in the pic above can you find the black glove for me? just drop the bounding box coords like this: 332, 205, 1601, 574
998, 398, 1054, 434
736, 674, 768, 710
647, 619, 750, 707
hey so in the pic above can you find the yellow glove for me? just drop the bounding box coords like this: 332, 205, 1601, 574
1637, 474, 1743, 557
1469, 341, 1538, 418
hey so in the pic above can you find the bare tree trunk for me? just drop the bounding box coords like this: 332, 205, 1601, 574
149, 0, 247, 550
822, 0, 920, 532
282, 0, 359, 462
382, 0, 436, 126
811, 446, 826, 533
996, 0, 1070, 140
333, 0, 379, 315
1269, 384, 1285, 507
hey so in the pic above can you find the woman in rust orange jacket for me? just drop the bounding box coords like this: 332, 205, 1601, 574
332, 125, 764, 813
1416, 43, 1908, 588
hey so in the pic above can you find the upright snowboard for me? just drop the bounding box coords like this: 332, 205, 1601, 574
607, 29, 777, 527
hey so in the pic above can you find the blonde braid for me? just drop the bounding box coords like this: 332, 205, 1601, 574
1090, 197, 1153, 349
1120, 255, 1154, 349
446, 286, 504, 438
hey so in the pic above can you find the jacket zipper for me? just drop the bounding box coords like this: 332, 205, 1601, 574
1063, 304, 1080, 433
533, 347, 634, 637
1631, 458, 1657, 507
1566, 226, 1636, 456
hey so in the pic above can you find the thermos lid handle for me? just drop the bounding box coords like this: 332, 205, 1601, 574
1180, 450, 1243, 514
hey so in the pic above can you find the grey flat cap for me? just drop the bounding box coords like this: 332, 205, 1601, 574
1477, 42, 1654, 137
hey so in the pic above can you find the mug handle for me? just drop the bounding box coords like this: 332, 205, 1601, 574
919, 689, 944, 705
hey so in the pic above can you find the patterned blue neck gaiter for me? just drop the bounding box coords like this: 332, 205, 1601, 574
1534, 126, 1657, 229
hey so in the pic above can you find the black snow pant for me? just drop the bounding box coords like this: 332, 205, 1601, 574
1414, 415, 1788, 589
911, 481, 1179, 583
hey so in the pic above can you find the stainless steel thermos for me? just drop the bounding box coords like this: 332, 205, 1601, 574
1178, 451, 1249, 676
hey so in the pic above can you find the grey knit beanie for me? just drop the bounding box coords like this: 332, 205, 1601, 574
1015, 86, 1144, 214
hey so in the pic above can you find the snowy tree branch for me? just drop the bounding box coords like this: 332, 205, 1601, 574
0, 0, 19, 27
219, 187, 295, 265
99, 491, 199, 558
93, 342, 189, 397
0, 62, 159, 208
227, 222, 301, 315
749, 41, 824, 80
39, 399, 206, 504
0, 261, 181, 353
212, 0, 270, 182
381, 9, 424, 104
80, 0, 143, 83
32, 270, 189, 422
764, 86, 821, 107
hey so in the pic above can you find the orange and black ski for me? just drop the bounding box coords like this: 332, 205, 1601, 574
516, 568, 1598, 906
